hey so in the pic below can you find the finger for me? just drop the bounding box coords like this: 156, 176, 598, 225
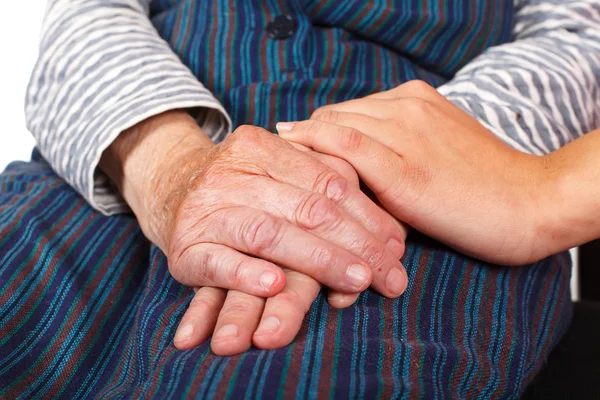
310, 98, 405, 121
207, 206, 408, 297
205, 207, 374, 294
211, 290, 265, 356
265, 137, 406, 255
324, 80, 477, 127
365, 80, 442, 102
309, 110, 405, 150
252, 270, 321, 349
380, 204, 411, 240
278, 120, 405, 210
366, 80, 469, 121
288, 141, 360, 187
291, 141, 407, 259
327, 291, 360, 309
174, 287, 227, 350
171, 242, 286, 296
326, 203, 409, 308
224, 177, 406, 297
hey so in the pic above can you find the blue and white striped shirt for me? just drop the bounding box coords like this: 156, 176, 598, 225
25, 0, 600, 215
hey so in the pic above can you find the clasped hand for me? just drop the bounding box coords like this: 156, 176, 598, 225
152, 123, 409, 355
151, 81, 549, 356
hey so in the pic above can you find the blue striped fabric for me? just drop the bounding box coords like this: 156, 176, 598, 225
4, 0, 600, 398
0, 152, 571, 398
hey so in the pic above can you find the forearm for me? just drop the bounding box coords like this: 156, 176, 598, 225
28, 0, 230, 215
99, 110, 214, 252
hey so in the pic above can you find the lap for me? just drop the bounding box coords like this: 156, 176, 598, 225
0, 156, 572, 399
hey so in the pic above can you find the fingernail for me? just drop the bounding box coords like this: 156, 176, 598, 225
254, 316, 280, 335
328, 292, 348, 304
346, 264, 370, 288
213, 324, 239, 340
386, 267, 407, 296
387, 238, 404, 259
328, 292, 357, 308
276, 122, 295, 133
174, 323, 194, 344
260, 271, 277, 291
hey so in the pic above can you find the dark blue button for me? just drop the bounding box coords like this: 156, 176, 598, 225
267, 15, 296, 40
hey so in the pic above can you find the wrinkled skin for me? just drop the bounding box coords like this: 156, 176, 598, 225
280, 80, 550, 267
155, 126, 409, 355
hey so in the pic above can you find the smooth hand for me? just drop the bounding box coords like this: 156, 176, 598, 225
279, 81, 555, 266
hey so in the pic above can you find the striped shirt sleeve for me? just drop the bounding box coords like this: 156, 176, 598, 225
25, 0, 232, 215
438, 0, 600, 155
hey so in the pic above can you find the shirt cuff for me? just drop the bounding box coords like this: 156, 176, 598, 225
87, 95, 232, 216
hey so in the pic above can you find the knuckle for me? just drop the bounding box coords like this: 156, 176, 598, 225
272, 291, 310, 314
228, 258, 248, 286
302, 119, 324, 138
308, 246, 337, 272
402, 80, 435, 94
241, 213, 282, 254
340, 128, 365, 152
360, 242, 388, 268
220, 300, 254, 317
198, 250, 218, 283
295, 192, 339, 231
167, 259, 184, 282
403, 97, 433, 118
189, 297, 217, 312
168, 246, 195, 283
233, 124, 265, 143
311, 108, 339, 124
313, 170, 349, 203
224, 125, 266, 154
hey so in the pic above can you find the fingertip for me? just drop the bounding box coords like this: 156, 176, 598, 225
256, 266, 286, 297
386, 237, 406, 260
252, 315, 289, 349
211, 340, 251, 356
273, 268, 288, 294
384, 266, 409, 298
211, 324, 251, 356
174, 322, 202, 350
252, 315, 300, 350
276, 122, 296, 134
346, 263, 373, 292
327, 292, 359, 308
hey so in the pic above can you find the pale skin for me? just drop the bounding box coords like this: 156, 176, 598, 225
279, 80, 600, 265
99, 110, 409, 356
101, 80, 600, 356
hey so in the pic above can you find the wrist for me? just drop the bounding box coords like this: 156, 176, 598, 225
100, 110, 215, 251
537, 144, 600, 255
533, 148, 600, 260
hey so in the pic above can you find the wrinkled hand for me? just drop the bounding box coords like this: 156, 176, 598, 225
102, 111, 408, 355
279, 81, 550, 266
175, 144, 409, 355
142, 123, 408, 355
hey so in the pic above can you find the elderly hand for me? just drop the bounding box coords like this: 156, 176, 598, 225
101, 110, 408, 355
176, 146, 409, 354
279, 81, 552, 266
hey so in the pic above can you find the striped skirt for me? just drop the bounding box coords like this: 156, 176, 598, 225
0, 151, 572, 399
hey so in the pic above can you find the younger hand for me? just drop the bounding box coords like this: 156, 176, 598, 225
279, 81, 551, 266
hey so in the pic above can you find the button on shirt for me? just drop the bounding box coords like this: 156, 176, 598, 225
267, 15, 296, 39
